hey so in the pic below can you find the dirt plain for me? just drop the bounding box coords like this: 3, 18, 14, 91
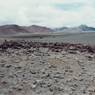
0, 40, 95, 95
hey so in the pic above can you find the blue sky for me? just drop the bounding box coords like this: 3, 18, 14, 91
55, 3, 83, 11
0, 0, 95, 27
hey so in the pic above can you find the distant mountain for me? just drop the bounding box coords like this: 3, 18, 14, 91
0, 25, 29, 35
0, 24, 95, 36
23, 25, 54, 33
55, 25, 95, 33
78, 25, 95, 31
55, 27, 68, 32
0, 24, 54, 35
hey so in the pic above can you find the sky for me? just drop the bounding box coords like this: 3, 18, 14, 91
0, 0, 95, 28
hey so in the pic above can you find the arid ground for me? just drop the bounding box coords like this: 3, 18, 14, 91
0, 34, 95, 95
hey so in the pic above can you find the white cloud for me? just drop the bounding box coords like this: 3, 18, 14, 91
0, 0, 95, 27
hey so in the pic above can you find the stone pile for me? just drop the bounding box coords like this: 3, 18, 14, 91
0, 40, 95, 53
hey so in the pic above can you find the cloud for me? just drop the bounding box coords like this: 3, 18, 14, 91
0, 0, 95, 27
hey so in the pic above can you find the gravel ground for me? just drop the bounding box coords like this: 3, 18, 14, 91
0, 40, 95, 95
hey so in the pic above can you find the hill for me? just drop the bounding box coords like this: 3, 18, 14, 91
0, 24, 54, 35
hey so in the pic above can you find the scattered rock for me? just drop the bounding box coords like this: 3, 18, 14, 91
0, 40, 95, 95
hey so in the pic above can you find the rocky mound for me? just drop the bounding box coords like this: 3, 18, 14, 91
0, 40, 95, 53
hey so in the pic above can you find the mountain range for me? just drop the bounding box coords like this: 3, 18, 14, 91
0, 24, 95, 35
55, 25, 95, 33
0, 24, 54, 35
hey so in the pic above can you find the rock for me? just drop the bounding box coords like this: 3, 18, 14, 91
53, 75, 64, 79
86, 55, 94, 61
31, 84, 37, 89
1, 80, 8, 85
15, 66, 22, 70
30, 70, 37, 74
5, 64, 12, 68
